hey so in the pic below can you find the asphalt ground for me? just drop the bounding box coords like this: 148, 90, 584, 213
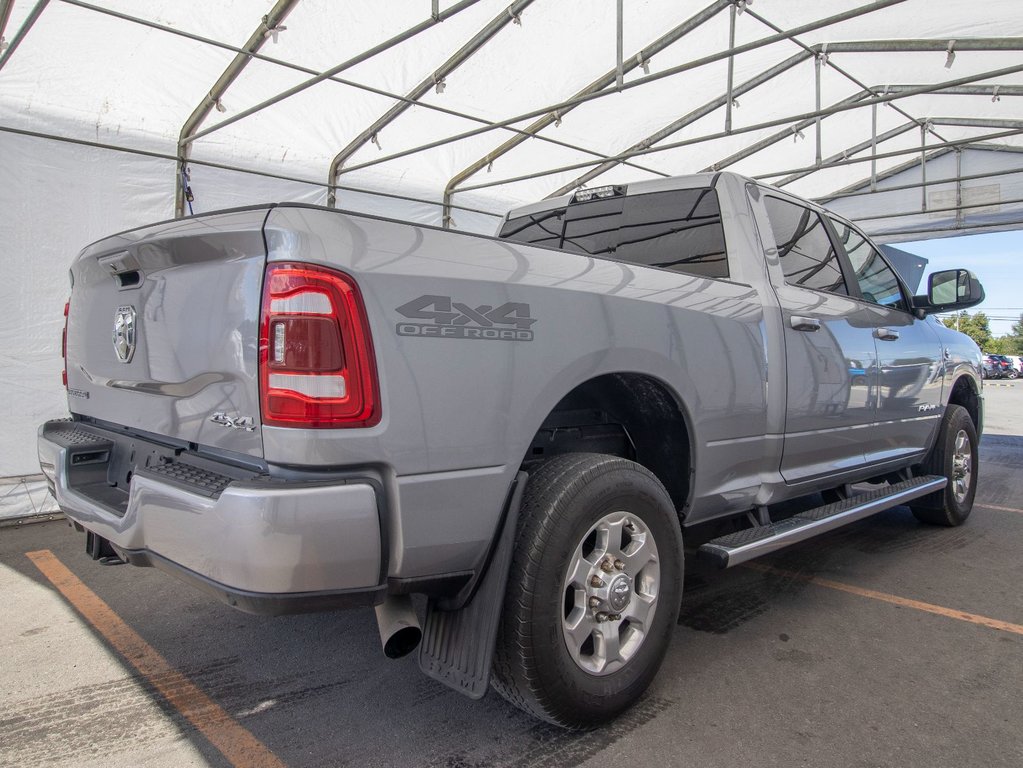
2, 384, 1022, 768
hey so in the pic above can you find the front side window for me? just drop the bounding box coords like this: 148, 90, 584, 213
829, 218, 908, 311
763, 196, 848, 295
499, 188, 729, 279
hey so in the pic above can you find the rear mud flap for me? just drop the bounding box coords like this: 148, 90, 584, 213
417, 472, 526, 699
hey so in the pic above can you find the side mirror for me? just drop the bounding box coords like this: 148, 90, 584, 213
913, 269, 985, 315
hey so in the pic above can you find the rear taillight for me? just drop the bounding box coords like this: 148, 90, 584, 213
62, 299, 69, 388
259, 263, 380, 428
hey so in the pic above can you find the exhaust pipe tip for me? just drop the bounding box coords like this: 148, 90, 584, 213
375, 595, 422, 659
383, 624, 423, 659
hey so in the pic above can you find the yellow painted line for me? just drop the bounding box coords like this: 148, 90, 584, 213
976, 503, 1023, 515
744, 562, 1023, 637
26, 549, 287, 768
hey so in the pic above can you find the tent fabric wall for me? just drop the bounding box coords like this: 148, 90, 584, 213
2, 1, 1023, 517
0, 130, 174, 518
1, 131, 172, 473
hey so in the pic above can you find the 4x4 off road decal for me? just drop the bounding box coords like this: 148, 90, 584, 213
396, 295, 537, 341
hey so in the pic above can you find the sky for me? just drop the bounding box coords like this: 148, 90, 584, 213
899, 230, 1023, 338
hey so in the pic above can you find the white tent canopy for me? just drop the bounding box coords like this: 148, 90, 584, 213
2, 0, 1023, 516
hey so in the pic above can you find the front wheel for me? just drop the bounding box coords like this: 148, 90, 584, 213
491, 453, 683, 729
910, 404, 978, 526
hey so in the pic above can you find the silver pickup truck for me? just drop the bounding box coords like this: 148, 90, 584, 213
39, 171, 984, 728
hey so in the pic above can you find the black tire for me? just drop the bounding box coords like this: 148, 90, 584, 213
491, 453, 683, 729
909, 404, 978, 526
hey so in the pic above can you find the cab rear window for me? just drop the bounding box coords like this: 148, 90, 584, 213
499, 188, 729, 279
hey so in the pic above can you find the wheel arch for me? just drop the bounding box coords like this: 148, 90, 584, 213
518, 371, 694, 516
947, 372, 982, 433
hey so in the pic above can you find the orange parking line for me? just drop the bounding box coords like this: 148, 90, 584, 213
744, 562, 1023, 637
976, 503, 1023, 515
26, 549, 287, 768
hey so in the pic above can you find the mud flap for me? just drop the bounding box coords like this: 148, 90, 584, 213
417, 472, 526, 699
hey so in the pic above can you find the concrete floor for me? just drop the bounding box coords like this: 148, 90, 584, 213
2, 384, 1021, 768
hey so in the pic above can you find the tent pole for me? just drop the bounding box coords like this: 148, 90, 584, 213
616, 0, 624, 90
451, 62, 1023, 195
175, 0, 299, 218
778, 122, 917, 188
706, 88, 872, 173
920, 123, 928, 211
0, 0, 49, 73
871, 104, 878, 191
0, 0, 15, 40
0, 124, 505, 219
702, 9, 1023, 176
326, 0, 536, 208
548, 50, 811, 196
814, 53, 823, 165
461, 121, 1023, 196
439, 0, 729, 227
725, 3, 736, 133
955, 148, 964, 228
778, 117, 1023, 188
61, 0, 487, 150
54, 0, 696, 192
338, 0, 911, 177
710, 82, 1023, 178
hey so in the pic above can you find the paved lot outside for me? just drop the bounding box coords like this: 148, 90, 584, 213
2, 383, 1021, 768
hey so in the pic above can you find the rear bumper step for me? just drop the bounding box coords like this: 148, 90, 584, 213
698, 475, 947, 568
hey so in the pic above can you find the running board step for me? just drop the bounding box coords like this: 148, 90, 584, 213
698, 475, 947, 568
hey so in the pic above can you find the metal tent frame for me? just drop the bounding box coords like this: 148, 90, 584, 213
2, 0, 1023, 239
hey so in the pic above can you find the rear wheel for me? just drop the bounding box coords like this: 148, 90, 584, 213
491, 453, 683, 729
910, 404, 978, 526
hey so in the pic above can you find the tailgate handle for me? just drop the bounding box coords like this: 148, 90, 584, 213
790, 316, 821, 332
116, 270, 142, 288
98, 252, 143, 290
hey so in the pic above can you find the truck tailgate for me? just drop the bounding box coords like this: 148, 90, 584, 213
65, 208, 270, 459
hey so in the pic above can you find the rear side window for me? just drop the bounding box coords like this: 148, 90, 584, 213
499, 188, 729, 279
828, 217, 908, 311
763, 196, 848, 295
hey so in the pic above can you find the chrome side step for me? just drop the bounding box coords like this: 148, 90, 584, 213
698, 475, 947, 568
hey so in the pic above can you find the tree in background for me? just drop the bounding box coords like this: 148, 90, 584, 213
942, 311, 992, 350
1001, 312, 1023, 355
987, 336, 1014, 355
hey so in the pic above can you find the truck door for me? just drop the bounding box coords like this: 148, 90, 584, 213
760, 195, 878, 484
826, 218, 944, 463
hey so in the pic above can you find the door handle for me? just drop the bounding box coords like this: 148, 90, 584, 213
790, 316, 821, 332
874, 327, 900, 341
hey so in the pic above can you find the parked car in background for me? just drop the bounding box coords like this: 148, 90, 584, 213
982, 354, 998, 378
983, 354, 1012, 379
999, 355, 1020, 378
993, 354, 1018, 379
